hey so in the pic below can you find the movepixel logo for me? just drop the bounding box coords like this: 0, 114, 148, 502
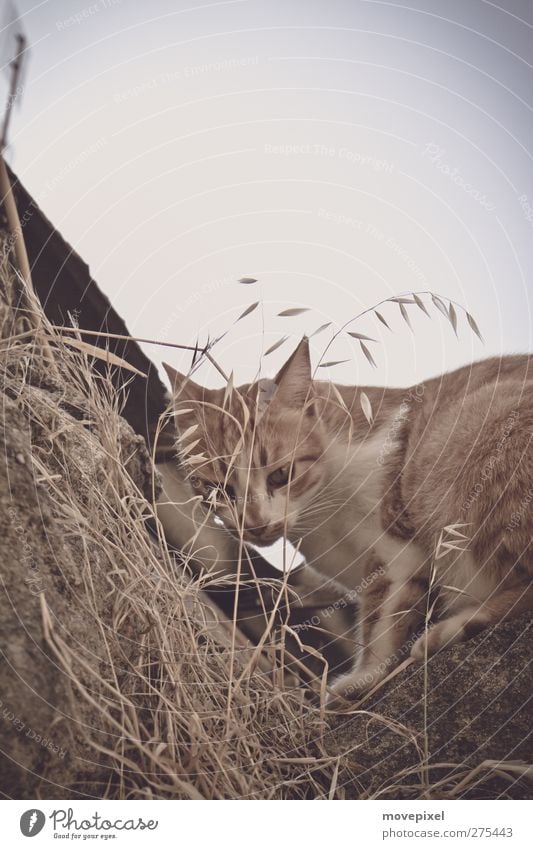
20, 809, 46, 837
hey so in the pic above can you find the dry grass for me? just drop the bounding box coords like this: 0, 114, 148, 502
0, 252, 349, 800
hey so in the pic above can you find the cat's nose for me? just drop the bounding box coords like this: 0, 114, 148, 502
244, 523, 269, 538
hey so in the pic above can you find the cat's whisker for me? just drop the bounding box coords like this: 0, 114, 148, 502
296, 501, 346, 518
298, 498, 346, 511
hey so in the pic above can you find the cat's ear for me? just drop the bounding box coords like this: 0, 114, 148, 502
273, 337, 313, 408
162, 362, 207, 404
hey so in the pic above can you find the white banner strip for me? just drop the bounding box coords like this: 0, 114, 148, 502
2, 799, 530, 848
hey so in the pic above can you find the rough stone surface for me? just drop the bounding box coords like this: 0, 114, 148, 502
0, 383, 157, 798
327, 614, 532, 799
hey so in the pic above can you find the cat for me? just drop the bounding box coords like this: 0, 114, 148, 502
162, 338, 533, 704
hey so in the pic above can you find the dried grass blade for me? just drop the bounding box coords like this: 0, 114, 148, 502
278, 308, 309, 317
180, 438, 201, 456
448, 302, 458, 336
264, 336, 288, 356
375, 310, 392, 331
310, 322, 332, 337
237, 302, 259, 321
413, 294, 430, 317
330, 382, 348, 410
54, 336, 147, 377
431, 294, 449, 318
466, 311, 484, 342
186, 454, 208, 466
360, 391, 373, 425
347, 331, 378, 342
223, 371, 234, 408
178, 424, 199, 442
399, 302, 412, 330
360, 341, 377, 368
318, 359, 349, 368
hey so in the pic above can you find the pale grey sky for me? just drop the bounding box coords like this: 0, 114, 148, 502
6, 0, 533, 389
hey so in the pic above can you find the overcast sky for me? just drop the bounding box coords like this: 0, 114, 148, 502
5, 0, 533, 390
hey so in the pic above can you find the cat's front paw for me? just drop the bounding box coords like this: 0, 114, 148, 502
327, 666, 380, 709
411, 619, 459, 661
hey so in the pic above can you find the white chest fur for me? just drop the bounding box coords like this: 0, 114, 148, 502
297, 427, 393, 588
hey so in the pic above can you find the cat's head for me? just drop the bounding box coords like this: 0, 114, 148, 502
163, 338, 329, 546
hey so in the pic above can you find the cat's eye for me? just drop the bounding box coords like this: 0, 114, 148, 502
192, 478, 217, 496
196, 478, 236, 503
268, 465, 292, 488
